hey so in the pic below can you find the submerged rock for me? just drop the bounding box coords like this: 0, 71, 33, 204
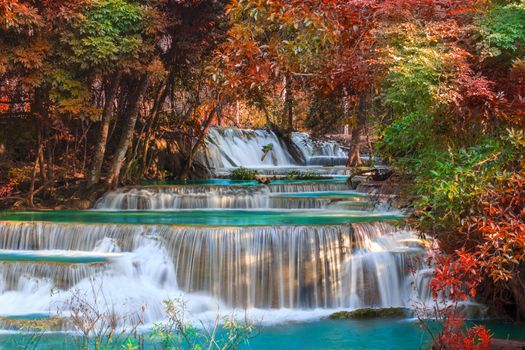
328, 307, 408, 320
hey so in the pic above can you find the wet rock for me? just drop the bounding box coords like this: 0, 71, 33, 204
0, 316, 68, 331
65, 198, 93, 210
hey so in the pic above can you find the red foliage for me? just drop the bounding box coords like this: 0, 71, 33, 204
429, 254, 492, 350
435, 313, 491, 350
429, 172, 525, 348
430, 250, 482, 302
470, 172, 525, 283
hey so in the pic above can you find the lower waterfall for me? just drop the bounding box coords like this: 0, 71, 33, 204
0, 221, 430, 326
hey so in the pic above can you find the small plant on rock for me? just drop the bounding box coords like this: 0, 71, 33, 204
230, 167, 258, 180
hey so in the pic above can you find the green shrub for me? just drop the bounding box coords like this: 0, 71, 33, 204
261, 143, 274, 161
229, 167, 258, 180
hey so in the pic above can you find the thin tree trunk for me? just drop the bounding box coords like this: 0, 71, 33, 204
140, 82, 169, 175
105, 75, 149, 188
32, 88, 49, 182
46, 134, 54, 181
236, 100, 241, 126
87, 72, 121, 187
346, 94, 367, 167
27, 143, 43, 207
283, 73, 293, 133
38, 136, 47, 182
179, 107, 218, 180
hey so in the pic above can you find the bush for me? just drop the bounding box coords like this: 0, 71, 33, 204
229, 167, 258, 180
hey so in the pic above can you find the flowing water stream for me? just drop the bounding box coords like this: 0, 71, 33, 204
0, 128, 492, 348
203, 127, 350, 174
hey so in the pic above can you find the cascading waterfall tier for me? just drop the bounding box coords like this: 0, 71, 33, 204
204, 128, 296, 168
94, 183, 364, 210
291, 132, 348, 166
95, 186, 271, 210
0, 221, 430, 324
203, 127, 348, 169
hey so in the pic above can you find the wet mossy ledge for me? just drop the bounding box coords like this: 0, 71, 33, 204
0, 316, 68, 331
328, 307, 409, 320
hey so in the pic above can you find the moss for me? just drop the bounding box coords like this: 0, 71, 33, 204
328, 307, 408, 320
0, 316, 68, 331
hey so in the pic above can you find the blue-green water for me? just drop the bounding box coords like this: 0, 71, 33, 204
273, 191, 367, 198
0, 319, 523, 350
140, 177, 348, 187
0, 250, 114, 264
0, 210, 402, 226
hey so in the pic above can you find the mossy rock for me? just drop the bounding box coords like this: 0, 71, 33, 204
328, 307, 408, 320
0, 316, 68, 331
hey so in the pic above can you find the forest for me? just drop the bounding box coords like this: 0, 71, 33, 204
0, 0, 524, 349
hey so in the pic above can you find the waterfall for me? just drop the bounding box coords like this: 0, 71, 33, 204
95, 183, 367, 210
266, 182, 350, 193
204, 127, 348, 169
0, 127, 487, 333
205, 128, 297, 168
95, 186, 271, 209
0, 221, 428, 324
291, 132, 348, 166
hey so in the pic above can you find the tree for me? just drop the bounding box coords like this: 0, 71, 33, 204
70, 0, 149, 186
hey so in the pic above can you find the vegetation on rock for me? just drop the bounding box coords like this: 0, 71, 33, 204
328, 308, 408, 320
229, 167, 258, 181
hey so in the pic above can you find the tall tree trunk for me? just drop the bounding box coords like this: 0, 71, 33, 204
235, 100, 241, 126
179, 107, 218, 180
32, 87, 49, 182
87, 72, 121, 187
45, 133, 54, 181
105, 75, 149, 188
346, 94, 367, 167
38, 137, 47, 182
283, 73, 293, 134
140, 82, 169, 176
28, 139, 44, 208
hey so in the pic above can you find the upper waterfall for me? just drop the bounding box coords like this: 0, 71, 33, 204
203, 127, 347, 169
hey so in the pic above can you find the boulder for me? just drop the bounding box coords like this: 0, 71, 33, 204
328, 307, 409, 320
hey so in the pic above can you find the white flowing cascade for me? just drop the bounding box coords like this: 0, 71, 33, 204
94, 184, 370, 210
0, 221, 431, 326
204, 127, 347, 169
291, 132, 348, 166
